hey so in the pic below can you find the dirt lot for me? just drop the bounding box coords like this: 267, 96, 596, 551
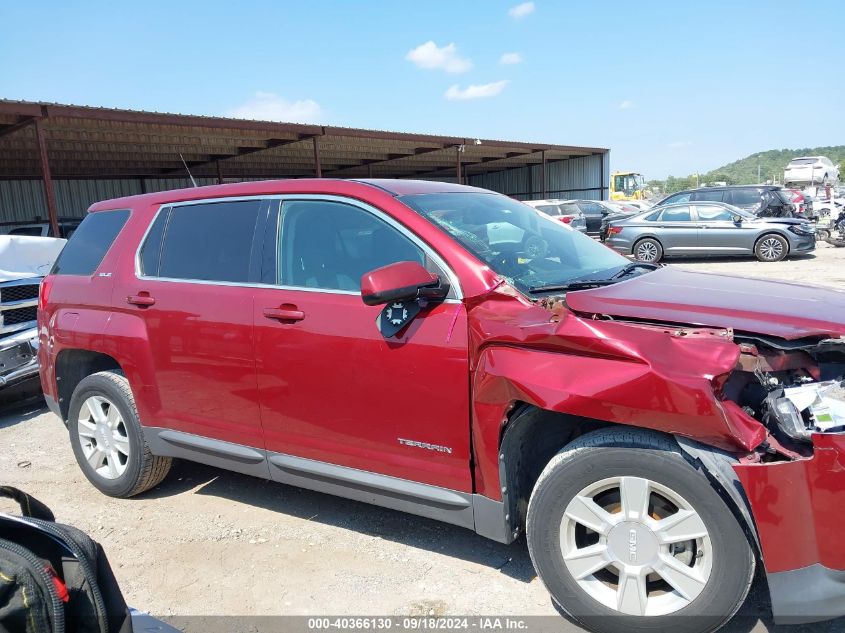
2, 243, 844, 632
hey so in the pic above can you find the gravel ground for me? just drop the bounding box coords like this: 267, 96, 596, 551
1, 243, 843, 632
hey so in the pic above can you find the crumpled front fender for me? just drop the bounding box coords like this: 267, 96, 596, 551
469, 296, 767, 498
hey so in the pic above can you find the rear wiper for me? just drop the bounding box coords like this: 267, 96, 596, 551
609, 262, 659, 279
528, 279, 617, 293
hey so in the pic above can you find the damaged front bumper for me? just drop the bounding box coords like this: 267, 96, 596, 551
0, 328, 40, 389
735, 432, 845, 623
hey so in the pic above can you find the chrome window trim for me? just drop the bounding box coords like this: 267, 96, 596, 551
134, 193, 463, 301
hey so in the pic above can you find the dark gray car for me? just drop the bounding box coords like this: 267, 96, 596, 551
605, 202, 816, 262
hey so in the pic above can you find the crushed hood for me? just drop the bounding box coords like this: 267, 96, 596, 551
565, 266, 845, 340
0, 235, 66, 282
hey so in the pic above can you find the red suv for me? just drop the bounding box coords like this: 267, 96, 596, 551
39, 179, 845, 633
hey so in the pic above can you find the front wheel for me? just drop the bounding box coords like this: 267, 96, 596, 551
754, 233, 788, 262
526, 429, 754, 633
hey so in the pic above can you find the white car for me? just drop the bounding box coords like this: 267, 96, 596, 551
621, 199, 653, 211
784, 156, 840, 186
523, 199, 588, 232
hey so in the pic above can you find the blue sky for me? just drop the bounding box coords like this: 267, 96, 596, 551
2, 0, 843, 178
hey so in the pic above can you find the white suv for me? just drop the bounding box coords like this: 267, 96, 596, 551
784, 156, 840, 186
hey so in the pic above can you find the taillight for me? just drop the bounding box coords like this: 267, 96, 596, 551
39, 275, 54, 311
560, 216, 573, 224
607, 226, 623, 235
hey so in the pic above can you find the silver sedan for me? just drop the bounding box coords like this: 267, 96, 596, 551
605, 202, 816, 262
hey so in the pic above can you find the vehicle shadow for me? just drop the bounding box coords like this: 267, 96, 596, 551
140, 461, 845, 632
0, 391, 46, 429
667, 253, 816, 265
141, 459, 536, 583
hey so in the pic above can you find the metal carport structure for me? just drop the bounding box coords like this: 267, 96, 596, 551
0, 100, 609, 233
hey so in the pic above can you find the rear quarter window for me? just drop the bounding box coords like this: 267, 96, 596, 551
52, 209, 130, 275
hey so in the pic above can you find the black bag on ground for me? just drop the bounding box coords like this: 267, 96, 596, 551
0, 486, 132, 633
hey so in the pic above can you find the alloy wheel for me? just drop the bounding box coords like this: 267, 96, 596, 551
77, 395, 131, 480
560, 476, 712, 617
635, 242, 658, 262
758, 237, 784, 261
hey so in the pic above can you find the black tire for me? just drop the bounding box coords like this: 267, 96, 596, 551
68, 370, 171, 498
526, 428, 755, 633
754, 233, 788, 262
632, 238, 663, 263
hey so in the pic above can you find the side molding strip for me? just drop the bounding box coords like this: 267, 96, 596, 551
144, 428, 509, 537
268, 453, 471, 508
146, 427, 271, 479
157, 430, 265, 463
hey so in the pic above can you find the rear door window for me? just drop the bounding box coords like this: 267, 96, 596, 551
660, 192, 691, 205
658, 206, 692, 222
577, 201, 604, 216
52, 209, 130, 276
156, 200, 261, 283
691, 190, 725, 202
728, 189, 762, 206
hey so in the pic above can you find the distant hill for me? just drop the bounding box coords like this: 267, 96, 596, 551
702, 146, 845, 184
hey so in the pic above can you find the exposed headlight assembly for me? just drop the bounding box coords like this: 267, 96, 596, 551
788, 224, 815, 235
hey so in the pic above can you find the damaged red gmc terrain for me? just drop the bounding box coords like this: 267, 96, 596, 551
40, 180, 845, 633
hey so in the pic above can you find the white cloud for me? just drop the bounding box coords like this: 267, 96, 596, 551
406, 41, 472, 74
499, 52, 523, 65
225, 91, 322, 123
667, 141, 692, 148
617, 100, 634, 110
508, 2, 535, 18
445, 80, 510, 101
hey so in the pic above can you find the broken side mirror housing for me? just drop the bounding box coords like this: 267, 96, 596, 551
360, 261, 447, 307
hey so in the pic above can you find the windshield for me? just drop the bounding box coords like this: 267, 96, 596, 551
789, 158, 817, 166
400, 192, 628, 294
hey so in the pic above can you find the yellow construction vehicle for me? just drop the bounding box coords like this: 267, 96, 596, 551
610, 171, 650, 201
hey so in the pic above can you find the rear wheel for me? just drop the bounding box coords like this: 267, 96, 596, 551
526, 429, 755, 633
754, 233, 788, 262
633, 238, 663, 263
68, 371, 172, 498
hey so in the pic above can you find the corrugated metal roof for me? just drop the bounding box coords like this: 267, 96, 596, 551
0, 100, 607, 181
0, 100, 609, 221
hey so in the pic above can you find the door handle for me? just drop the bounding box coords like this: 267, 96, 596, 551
127, 293, 155, 307
263, 305, 305, 322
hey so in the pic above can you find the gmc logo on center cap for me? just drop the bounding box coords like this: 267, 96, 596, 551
629, 529, 638, 562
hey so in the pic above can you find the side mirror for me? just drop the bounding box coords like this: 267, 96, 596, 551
732, 214, 743, 224
360, 261, 447, 306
